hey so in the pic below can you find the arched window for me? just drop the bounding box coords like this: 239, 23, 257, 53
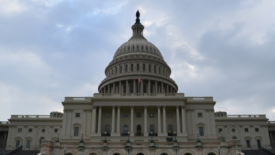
161, 153, 168, 155
114, 153, 120, 155
39, 137, 45, 145
232, 128, 235, 132
208, 153, 215, 155
150, 125, 154, 134
168, 125, 173, 136
137, 125, 141, 136
123, 125, 128, 134
184, 153, 192, 155
105, 125, 110, 134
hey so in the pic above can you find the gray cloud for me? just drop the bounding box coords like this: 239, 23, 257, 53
0, 0, 275, 121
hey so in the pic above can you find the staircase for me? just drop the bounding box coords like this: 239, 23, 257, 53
6, 146, 22, 155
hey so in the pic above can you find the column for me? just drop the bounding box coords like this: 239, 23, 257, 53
158, 106, 162, 135
161, 83, 164, 93
86, 110, 92, 135
166, 85, 169, 93
126, 80, 129, 94
181, 106, 187, 134
108, 85, 110, 93
111, 106, 116, 135
163, 106, 167, 134
148, 80, 151, 93
176, 106, 180, 134
92, 106, 97, 134
131, 106, 134, 136
97, 106, 102, 135
144, 106, 148, 136
155, 81, 158, 93
141, 79, 143, 93
133, 80, 136, 93
61, 110, 67, 136
117, 106, 121, 134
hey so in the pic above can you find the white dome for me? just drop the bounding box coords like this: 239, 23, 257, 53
113, 37, 164, 60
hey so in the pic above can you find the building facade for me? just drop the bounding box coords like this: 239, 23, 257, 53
3, 12, 273, 155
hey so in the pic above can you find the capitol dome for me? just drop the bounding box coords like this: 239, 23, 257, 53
98, 11, 178, 94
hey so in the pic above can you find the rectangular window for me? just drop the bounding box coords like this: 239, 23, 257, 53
131, 64, 133, 71
149, 113, 154, 117
16, 140, 20, 147
28, 128, 32, 132
18, 128, 22, 133
245, 128, 249, 132
74, 127, 79, 136
167, 113, 172, 117
137, 113, 141, 117
219, 128, 222, 133
106, 113, 111, 118
198, 113, 203, 117
255, 128, 259, 132
137, 64, 139, 71
143, 64, 145, 71
75, 113, 80, 117
26, 140, 31, 148
199, 127, 204, 136
124, 113, 128, 117
54, 129, 58, 132
246, 140, 251, 147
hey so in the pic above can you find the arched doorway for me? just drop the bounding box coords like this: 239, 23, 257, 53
137, 153, 144, 155
184, 153, 192, 155
65, 153, 73, 155
161, 153, 168, 155
208, 153, 215, 155
137, 125, 141, 136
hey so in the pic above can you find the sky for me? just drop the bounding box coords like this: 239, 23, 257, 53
0, 0, 275, 121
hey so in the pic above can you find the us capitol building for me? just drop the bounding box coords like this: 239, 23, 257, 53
1, 11, 275, 155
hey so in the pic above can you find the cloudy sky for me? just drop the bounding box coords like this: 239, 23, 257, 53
1, 0, 275, 121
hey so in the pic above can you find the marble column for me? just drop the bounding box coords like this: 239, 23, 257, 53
176, 106, 180, 134
141, 79, 143, 93
155, 81, 158, 93
161, 83, 164, 93
158, 106, 162, 135
131, 106, 134, 136
92, 106, 97, 134
111, 106, 116, 135
181, 106, 187, 134
97, 106, 102, 135
119, 81, 122, 94
113, 83, 115, 93
144, 106, 148, 136
126, 80, 129, 94
133, 80, 136, 94
148, 80, 151, 93
163, 106, 167, 134
108, 85, 110, 93
166, 85, 169, 93
117, 106, 121, 134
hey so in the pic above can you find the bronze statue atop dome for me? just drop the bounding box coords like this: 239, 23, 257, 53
135, 10, 140, 24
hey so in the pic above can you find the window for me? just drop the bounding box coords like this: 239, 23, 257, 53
16, 140, 20, 147
150, 125, 155, 133
198, 113, 203, 117
120, 65, 122, 73
26, 140, 31, 148
246, 140, 251, 147
42, 129, 45, 132
232, 136, 237, 139
125, 65, 128, 72
168, 125, 173, 135
143, 64, 145, 71
245, 128, 249, 132
154, 66, 156, 73
40, 137, 44, 145
124, 113, 128, 117
149, 65, 151, 72
54, 129, 58, 133
74, 127, 79, 136
18, 128, 22, 132
219, 128, 222, 133
137, 113, 141, 117
232, 128, 235, 132
208, 153, 215, 155
132, 45, 134, 49
149, 113, 154, 117
137, 125, 141, 135
199, 127, 204, 136
105, 125, 110, 133
131, 64, 133, 71
75, 113, 80, 117
137, 64, 139, 71
142, 46, 144, 49
123, 125, 128, 134
167, 113, 172, 117
137, 45, 139, 49
255, 128, 259, 132
184, 154, 192, 155
257, 139, 261, 146
106, 113, 110, 118
28, 128, 32, 132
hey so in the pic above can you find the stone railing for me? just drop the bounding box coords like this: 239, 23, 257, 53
11, 115, 63, 119
268, 121, 275, 126
216, 114, 266, 119
0, 121, 10, 125
94, 93, 185, 98
185, 97, 214, 102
